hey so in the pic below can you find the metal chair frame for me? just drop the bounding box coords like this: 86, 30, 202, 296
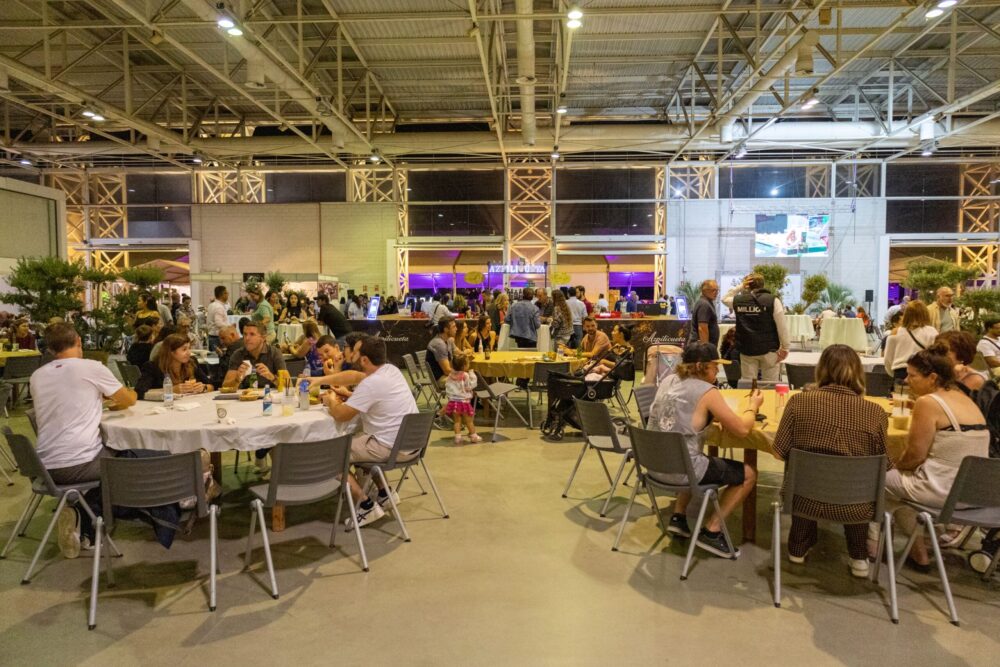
563, 399, 632, 518
474, 373, 528, 442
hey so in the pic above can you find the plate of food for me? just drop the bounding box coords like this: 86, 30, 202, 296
239, 389, 264, 401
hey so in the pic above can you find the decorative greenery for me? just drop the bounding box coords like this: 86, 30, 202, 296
904, 259, 978, 299
957, 288, 1000, 334
676, 281, 701, 305
798, 273, 829, 314
0, 256, 84, 323
118, 266, 165, 291
818, 283, 857, 311
265, 271, 287, 294
752, 263, 790, 301
453, 294, 468, 314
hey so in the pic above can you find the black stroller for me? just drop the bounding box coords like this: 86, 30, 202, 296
540, 347, 633, 441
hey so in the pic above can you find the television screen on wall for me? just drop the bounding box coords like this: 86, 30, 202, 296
754, 213, 829, 257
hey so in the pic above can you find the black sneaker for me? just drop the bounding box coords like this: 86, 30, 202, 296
696, 529, 741, 559
667, 513, 691, 538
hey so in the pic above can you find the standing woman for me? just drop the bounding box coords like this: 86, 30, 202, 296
883, 300, 937, 382
467, 315, 497, 353
488, 292, 509, 334
549, 289, 574, 349
279, 293, 304, 322
135, 333, 213, 400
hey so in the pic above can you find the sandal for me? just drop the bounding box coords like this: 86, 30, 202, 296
938, 526, 973, 549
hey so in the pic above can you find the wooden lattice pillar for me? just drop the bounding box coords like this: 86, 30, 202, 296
957, 163, 999, 286
507, 157, 552, 273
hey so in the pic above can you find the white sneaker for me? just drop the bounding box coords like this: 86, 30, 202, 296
850, 558, 870, 578
468, 433, 483, 443
345, 502, 385, 531
375, 488, 401, 509
254, 456, 270, 474
454, 434, 465, 444
81, 535, 95, 552
57, 507, 81, 559
788, 549, 811, 564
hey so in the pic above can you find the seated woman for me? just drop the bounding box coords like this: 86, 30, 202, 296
584, 324, 635, 380
13, 319, 36, 350
548, 290, 574, 350
126, 324, 155, 367
933, 331, 986, 393
135, 333, 213, 400
467, 315, 497, 353
279, 292, 305, 322
647, 342, 761, 558
876, 349, 989, 571
773, 344, 890, 578
454, 319, 473, 354
288, 320, 325, 376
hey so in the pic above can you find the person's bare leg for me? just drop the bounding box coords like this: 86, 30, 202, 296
704, 464, 757, 533
348, 473, 366, 502
464, 414, 477, 436
674, 491, 692, 514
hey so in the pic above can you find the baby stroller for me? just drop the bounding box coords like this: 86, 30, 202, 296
540, 348, 631, 442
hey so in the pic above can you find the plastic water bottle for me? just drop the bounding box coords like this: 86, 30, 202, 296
163, 375, 174, 409
299, 379, 310, 410
263, 387, 273, 416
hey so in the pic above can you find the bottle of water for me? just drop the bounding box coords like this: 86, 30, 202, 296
299, 379, 310, 410
263, 386, 273, 416
163, 375, 174, 409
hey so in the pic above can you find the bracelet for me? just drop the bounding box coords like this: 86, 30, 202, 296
743, 409, 757, 414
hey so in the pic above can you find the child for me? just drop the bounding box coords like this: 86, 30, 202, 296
445, 354, 482, 444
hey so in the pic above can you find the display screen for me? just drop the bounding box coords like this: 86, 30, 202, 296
366, 296, 381, 320
754, 213, 829, 257
674, 295, 690, 320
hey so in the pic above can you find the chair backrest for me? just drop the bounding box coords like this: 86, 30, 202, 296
101, 451, 205, 530
784, 364, 815, 390
737, 379, 777, 390
264, 435, 353, 506
627, 426, 699, 490
937, 456, 1000, 524
574, 399, 627, 452
655, 352, 680, 385
783, 449, 887, 519
2, 425, 59, 494
386, 412, 435, 467
119, 364, 141, 388
24, 408, 38, 435
421, 358, 443, 394
474, 372, 496, 398
284, 358, 307, 378
415, 350, 428, 367
5, 355, 41, 377
723, 361, 742, 388
0, 382, 12, 410
864, 369, 895, 398
531, 361, 569, 385
634, 385, 657, 426
402, 353, 422, 380
971, 352, 990, 373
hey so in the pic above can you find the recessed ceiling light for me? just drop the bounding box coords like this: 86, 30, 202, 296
227, 27, 243, 36
925, 8, 944, 18
566, 18, 582, 29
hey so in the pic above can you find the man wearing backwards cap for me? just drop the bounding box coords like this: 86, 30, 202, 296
647, 342, 761, 559
723, 272, 790, 382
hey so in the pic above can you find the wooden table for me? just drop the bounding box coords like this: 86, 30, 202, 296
468, 350, 587, 379
706, 389, 907, 544
0, 348, 41, 368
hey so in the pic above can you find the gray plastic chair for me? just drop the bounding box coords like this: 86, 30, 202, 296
474, 373, 528, 442
633, 385, 657, 427
89, 451, 217, 630
284, 358, 307, 378
526, 362, 569, 429
563, 399, 632, 518
419, 357, 446, 413
403, 353, 435, 406
353, 412, 447, 543
865, 369, 895, 398
244, 435, 367, 600
0, 427, 121, 584
612, 426, 737, 580
120, 363, 141, 389
895, 456, 1000, 627
784, 364, 815, 389
0, 382, 12, 418
773, 449, 898, 623
24, 408, 38, 435
3, 355, 40, 404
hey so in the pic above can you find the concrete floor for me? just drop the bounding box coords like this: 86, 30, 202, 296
1, 400, 999, 666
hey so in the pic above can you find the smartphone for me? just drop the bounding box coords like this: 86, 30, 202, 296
751, 378, 758, 393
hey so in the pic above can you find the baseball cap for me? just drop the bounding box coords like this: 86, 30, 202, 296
682, 341, 731, 365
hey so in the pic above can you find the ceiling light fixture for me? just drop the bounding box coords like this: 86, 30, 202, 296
937, 0, 957, 7
192, 156, 203, 164
736, 147, 747, 158
551, 148, 560, 159
19, 158, 32, 166
217, 17, 235, 29
567, 8, 583, 21
556, 105, 568, 114
770, 187, 779, 196
566, 18, 582, 29
925, 8, 944, 18
227, 27, 243, 36
82, 110, 96, 118
369, 149, 382, 163
91, 114, 105, 121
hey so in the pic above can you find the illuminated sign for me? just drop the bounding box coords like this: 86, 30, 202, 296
487, 262, 547, 274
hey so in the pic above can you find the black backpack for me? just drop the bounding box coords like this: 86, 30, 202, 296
966, 378, 1000, 458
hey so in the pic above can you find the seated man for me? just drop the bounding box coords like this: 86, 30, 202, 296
321, 336, 419, 529
301, 333, 368, 389
564, 316, 611, 359
426, 318, 457, 385
221, 321, 286, 390
211, 325, 241, 387
29, 322, 137, 558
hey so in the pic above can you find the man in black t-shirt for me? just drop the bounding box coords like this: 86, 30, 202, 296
688, 279, 720, 347
317, 293, 352, 341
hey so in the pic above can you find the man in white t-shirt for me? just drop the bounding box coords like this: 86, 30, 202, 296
977, 315, 1000, 372
206, 285, 230, 351
322, 335, 419, 529
29, 323, 137, 558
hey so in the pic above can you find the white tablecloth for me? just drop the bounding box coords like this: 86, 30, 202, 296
785, 314, 816, 341
784, 351, 884, 371
818, 317, 868, 351
277, 322, 328, 343
227, 315, 243, 326
101, 393, 353, 453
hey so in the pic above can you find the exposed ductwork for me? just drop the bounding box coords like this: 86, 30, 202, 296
515, 0, 537, 146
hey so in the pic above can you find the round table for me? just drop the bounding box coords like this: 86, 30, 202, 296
818, 317, 868, 351
784, 350, 884, 371
785, 314, 816, 341
276, 321, 328, 344
0, 348, 41, 368
468, 350, 587, 379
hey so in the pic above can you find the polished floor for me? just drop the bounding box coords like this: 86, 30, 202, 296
1, 399, 999, 666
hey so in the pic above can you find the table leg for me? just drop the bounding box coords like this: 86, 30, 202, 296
272, 504, 286, 532
707, 445, 719, 457
741, 449, 758, 544
210, 452, 222, 484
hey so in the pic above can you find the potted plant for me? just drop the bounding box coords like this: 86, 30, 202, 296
817, 283, 857, 313
265, 271, 287, 295
793, 273, 829, 314
904, 259, 978, 301
676, 280, 701, 306
752, 263, 790, 301
0, 256, 84, 323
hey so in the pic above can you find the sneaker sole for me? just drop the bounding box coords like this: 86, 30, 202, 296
666, 526, 692, 538
696, 537, 741, 559
57, 508, 81, 560
345, 506, 385, 531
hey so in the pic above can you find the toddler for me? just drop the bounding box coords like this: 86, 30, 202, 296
445, 355, 482, 444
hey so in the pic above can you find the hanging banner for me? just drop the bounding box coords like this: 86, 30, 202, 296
464, 271, 485, 284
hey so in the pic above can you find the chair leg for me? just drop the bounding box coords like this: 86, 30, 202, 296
22, 493, 70, 584
615, 390, 631, 420
18, 493, 43, 537
1, 495, 37, 557
76, 500, 122, 558
883, 512, 899, 624
599, 453, 631, 518
611, 482, 640, 552
711, 493, 739, 560
419, 459, 448, 519
244, 504, 258, 571
921, 512, 959, 626
527, 389, 534, 429
209, 504, 220, 609
88, 517, 103, 630
491, 398, 503, 442
330, 485, 345, 548
681, 492, 714, 580
343, 489, 369, 572
502, 395, 529, 427
772, 502, 782, 608
373, 466, 410, 543
253, 500, 279, 600
561, 442, 590, 497
594, 449, 614, 486
645, 485, 668, 534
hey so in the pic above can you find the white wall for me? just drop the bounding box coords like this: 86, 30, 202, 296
320, 202, 397, 295
666, 197, 885, 313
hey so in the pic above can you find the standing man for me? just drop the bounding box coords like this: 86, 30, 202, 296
927, 286, 960, 332
688, 279, 720, 347
596, 293, 609, 313
206, 285, 229, 352
255, 290, 279, 343
724, 273, 790, 382
567, 287, 588, 347
507, 287, 542, 349
29, 323, 137, 557
316, 293, 352, 343
534, 288, 553, 320
576, 285, 593, 315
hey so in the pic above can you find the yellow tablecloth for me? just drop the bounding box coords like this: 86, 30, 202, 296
0, 349, 41, 368
818, 317, 868, 351
468, 350, 586, 379
706, 389, 907, 461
